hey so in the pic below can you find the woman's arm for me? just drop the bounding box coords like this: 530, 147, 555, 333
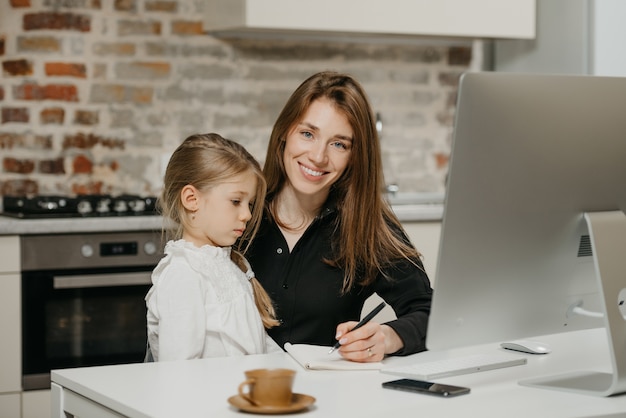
334, 257, 432, 362
377, 256, 433, 355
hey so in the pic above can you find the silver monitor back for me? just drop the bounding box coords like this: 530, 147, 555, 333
427, 72, 626, 351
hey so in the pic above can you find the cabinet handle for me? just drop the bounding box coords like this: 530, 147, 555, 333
53, 272, 152, 289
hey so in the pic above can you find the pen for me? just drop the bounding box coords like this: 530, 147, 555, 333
328, 301, 387, 354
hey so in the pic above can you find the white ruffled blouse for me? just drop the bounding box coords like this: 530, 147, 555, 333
145, 239, 280, 361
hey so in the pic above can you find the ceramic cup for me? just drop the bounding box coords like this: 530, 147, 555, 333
238, 368, 296, 407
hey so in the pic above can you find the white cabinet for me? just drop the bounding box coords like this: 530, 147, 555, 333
205, 0, 536, 40
0, 236, 20, 396
0, 394, 20, 418
23, 390, 51, 418
0, 235, 52, 418
403, 222, 441, 282
0, 236, 23, 418
495, 0, 626, 76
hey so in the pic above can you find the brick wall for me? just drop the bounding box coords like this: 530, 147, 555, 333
0, 0, 481, 197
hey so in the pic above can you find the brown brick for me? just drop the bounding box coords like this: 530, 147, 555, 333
0, 133, 21, 148
92, 42, 136, 56
45, 62, 87, 78
115, 0, 137, 12
41, 107, 65, 124
35, 134, 54, 149
93, 63, 106, 78
101, 137, 126, 149
72, 154, 93, 173
10, 0, 31, 7
13, 82, 79, 101
434, 152, 450, 170
0, 36, 5, 55
2, 59, 33, 76
74, 110, 99, 125
4, 157, 35, 174
63, 132, 99, 149
448, 46, 472, 66
145, 1, 177, 12
89, 84, 125, 103
39, 158, 65, 174
438, 71, 463, 87
23, 12, 91, 32
115, 61, 170, 79
14, 82, 42, 100
131, 87, 154, 105
436, 109, 455, 127
1, 179, 38, 196
45, 84, 80, 101
63, 132, 125, 150
2, 107, 29, 123
89, 84, 153, 105
110, 108, 135, 127
0, 132, 53, 149
72, 181, 104, 195
117, 20, 161, 36
18, 36, 61, 53
171, 20, 204, 36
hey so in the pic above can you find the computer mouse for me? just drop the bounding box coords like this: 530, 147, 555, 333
500, 340, 551, 355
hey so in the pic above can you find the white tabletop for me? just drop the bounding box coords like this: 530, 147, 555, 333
51, 327, 626, 418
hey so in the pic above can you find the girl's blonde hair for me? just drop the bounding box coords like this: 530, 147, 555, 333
159, 133, 278, 328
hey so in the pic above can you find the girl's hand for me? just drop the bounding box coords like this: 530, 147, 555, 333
334, 321, 403, 362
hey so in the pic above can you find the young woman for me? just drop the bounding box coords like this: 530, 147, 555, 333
145, 133, 280, 361
247, 71, 433, 362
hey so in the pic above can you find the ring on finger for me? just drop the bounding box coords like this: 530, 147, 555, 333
367, 347, 373, 357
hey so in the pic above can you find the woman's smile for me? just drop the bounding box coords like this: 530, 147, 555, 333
299, 162, 327, 179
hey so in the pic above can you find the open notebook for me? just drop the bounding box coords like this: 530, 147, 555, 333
284, 343, 383, 371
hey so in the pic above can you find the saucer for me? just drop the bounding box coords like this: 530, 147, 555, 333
227, 393, 316, 414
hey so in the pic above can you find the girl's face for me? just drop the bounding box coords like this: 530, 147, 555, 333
283, 98, 353, 200
183, 170, 257, 248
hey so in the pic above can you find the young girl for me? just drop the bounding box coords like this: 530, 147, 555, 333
145, 133, 280, 361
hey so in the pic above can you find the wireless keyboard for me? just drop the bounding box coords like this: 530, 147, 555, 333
381, 352, 527, 380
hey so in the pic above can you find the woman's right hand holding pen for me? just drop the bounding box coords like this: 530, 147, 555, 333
333, 321, 404, 363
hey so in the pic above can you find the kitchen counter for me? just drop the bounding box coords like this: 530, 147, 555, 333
0, 203, 443, 235
391, 203, 443, 222
0, 215, 164, 235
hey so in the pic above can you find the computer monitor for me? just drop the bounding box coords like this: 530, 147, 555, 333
426, 71, 626, 396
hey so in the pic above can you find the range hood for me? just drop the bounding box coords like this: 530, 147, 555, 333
204, 0, 536, 43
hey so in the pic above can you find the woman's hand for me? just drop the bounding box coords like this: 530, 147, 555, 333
334, 321, 404, 362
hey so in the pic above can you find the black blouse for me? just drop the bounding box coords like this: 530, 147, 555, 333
246, 207, 433, 356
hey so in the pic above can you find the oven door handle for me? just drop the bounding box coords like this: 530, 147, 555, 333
53, 272, 152, 289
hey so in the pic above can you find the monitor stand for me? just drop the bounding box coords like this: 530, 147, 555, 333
519, 210, 626, 397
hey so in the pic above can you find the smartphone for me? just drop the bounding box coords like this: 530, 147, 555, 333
382, 378, 470, 397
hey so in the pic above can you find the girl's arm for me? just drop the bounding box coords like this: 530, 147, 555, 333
154, 263, 206, 361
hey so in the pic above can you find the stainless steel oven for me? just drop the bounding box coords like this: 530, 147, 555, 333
21, 231, 162, 390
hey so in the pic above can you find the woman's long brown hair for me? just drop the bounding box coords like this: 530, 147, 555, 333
263, 72, 422, 293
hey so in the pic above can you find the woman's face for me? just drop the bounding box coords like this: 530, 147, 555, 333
282, 98, 353, 200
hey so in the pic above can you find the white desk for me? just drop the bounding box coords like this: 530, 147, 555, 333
51, 328, 626, 418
